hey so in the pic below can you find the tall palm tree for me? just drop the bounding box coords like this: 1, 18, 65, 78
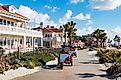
107, 39, 112, 47
117, 36, 120, 46
114, 35, 119, 46
93, 29, 107, 47
114, 35, 121, 46
101, 33, 107, 47
63, 21, 77, 45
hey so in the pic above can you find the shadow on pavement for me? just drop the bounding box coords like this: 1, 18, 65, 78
42, 64, 60, 70
79, 60, 99, 64
99, 69, 107, 72
75, 73, 108, 78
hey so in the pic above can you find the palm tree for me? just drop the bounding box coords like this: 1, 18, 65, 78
63, 21, 77, 45
114, 35, 120, 46
114, 35, 119, 46
107, 39, 112, 47
117, 36, 120, 46
100, 33, 107, 47
93, 29, 107, 47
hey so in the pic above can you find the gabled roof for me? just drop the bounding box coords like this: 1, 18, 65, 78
0, 5, 28, 20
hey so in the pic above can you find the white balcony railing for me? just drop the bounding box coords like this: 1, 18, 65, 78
43, 36, 63, 42
43, 37, 53, 41
0, 25, 42, 37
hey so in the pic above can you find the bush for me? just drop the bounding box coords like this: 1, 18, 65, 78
96, 48, 121, 63
0, 63, 5, 74
106, 63, 121, 79
0, 48, 58, 74
5, 63, 11, 71
26, 61, 35, 69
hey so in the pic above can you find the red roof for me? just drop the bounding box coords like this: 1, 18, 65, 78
32, 27, 63, 33
0, 5, 28, 20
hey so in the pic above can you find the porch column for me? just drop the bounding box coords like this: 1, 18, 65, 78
5, 37, 7, 46
41, 38, 43, 47
24, 36, 26, 48
32, 37, 35, 47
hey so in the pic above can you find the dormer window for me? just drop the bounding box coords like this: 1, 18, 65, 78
9, 5, 17, 13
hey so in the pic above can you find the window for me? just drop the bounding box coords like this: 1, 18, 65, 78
11, 39, 14, 45
20, 39, 22, 44
59, 34, 61, 37
0, 19, 2, 25
7, 39, 10, 46
11, 22, 14, 26
7, 21, 10, 26
50, 34, 52, 37
15, 23, 17, 27
45, 34, 47, 37
3, 20, 6, 25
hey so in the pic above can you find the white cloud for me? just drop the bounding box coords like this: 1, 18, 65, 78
77, 26, 94, 35
86, 20, 93, 26
70, 0, 84, 4
73, 13, 90, 20
89, 0, 121, 10
44, 5, 59, 12
112, 26, 121, 35
59, 10, 73, 24
18, 5, 57, 27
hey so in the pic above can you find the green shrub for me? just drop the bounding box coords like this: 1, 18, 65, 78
0, 48, 58, 74
26, 61, 35, 69
106, 63, 121, 78
96, 48, 121, 64
5, 63, 11, 71
0, 63, 5, 74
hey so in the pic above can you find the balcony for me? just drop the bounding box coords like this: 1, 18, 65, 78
0, 25, 42, 37
43, 37, 53, 41
43, 36, 63, 42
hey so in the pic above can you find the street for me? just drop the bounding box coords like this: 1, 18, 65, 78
13, 49, 108, 80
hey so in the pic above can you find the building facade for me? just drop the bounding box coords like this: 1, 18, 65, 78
33, 25, 64, 48
0, 4, 43, 49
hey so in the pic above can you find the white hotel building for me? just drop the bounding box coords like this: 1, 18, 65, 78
0, 4, 43, 50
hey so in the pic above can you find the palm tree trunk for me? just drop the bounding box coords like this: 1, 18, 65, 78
69, 37, 72, 45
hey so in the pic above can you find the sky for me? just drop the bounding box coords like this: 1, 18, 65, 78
1, 0, 121, 40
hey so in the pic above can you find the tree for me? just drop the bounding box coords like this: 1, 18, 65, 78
92, 29, 107, 47
63, 21, 77, 45
114, 35, 120, 46
100, 33, 107, 47
117, 36, 120, 46
107, 39, 112, 47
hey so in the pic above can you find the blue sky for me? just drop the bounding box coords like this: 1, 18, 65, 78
1, 0, 121, 39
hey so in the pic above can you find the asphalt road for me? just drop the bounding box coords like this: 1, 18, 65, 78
13, 49, 108, 80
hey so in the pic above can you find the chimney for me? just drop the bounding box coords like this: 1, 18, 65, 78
46, 25, 50, 28
50, 26, 54, 28
40, 22, 43, 28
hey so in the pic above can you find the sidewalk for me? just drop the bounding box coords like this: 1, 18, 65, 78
13, 49, 109, 80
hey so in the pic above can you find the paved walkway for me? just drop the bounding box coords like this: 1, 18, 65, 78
13, 49, 108, 80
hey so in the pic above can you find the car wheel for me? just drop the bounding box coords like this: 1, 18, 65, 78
60, 62, 63, 70
70, 60, 73, 66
